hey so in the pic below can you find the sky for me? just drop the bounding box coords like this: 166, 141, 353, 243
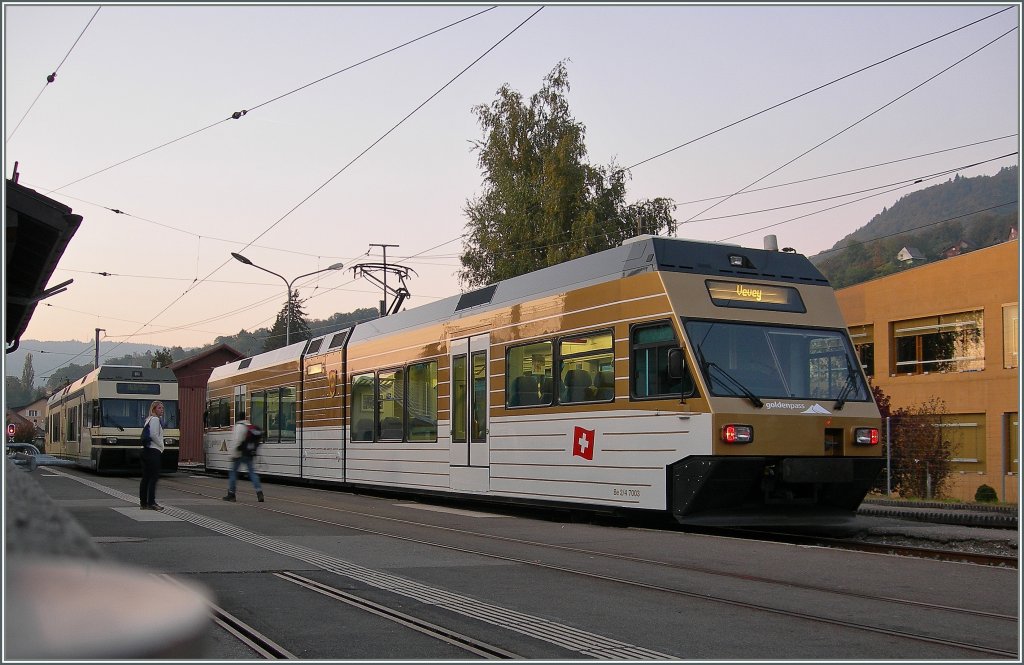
2, 3, 1020, 362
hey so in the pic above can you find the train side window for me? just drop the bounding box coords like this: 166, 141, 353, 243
506, 341, 553, 408
407, 361, 438, 442
631, 322, 692, 399
280, 387, 296, 441
470, 352, 487, 442
452, 355, 468, 443
267, 390, 281, 443
218, 398, 230, 429
558, 330, 614, 404
351, 373, 375, 442
249, 392, 266, 435
378, 369, 405, 441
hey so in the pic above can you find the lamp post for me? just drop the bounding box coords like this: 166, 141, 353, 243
231, 253, 344, 346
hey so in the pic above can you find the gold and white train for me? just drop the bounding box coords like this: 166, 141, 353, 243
46, 366, 180, 473
205, 236, 883, 522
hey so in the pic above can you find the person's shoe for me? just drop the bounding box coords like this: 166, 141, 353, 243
140, 504, 150, 510
149, 504, 165, 511
257, 491, 265, 503
222, 493, 236, 502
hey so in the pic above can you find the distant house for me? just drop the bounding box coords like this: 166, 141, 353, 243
942, 240, 970, 259
6, 393, 47, 430
896, 246, 926, 264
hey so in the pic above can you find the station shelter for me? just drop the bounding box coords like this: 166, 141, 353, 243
169, 344, 244, 464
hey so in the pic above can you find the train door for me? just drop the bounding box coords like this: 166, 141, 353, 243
449, 333, 490, 492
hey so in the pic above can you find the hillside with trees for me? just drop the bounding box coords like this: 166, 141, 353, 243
813, 166, 1018, 288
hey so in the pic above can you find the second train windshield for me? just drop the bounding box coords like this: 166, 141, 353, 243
684, 320, 870, 404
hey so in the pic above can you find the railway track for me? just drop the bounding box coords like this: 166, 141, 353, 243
706, 527, 1018, 568
165, 478, 1018, 659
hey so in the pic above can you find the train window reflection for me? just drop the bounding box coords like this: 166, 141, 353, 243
351, 374, 375, 441
506, 341, 553, 408
406, 361, 438, 442
685, 321, 869, 402
632, 322, 688, 399
558, 330, 613, 404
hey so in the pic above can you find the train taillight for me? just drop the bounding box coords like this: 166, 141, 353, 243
722, 424, 753, 444
854, 428, 880, 445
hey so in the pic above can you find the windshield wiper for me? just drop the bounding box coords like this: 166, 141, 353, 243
834, 359, 859, 410
705, 361, 764, 409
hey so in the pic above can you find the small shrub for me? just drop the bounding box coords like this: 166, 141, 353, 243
974, 484, 998, 503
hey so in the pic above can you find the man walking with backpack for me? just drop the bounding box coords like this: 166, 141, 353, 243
223, 410, 264, 503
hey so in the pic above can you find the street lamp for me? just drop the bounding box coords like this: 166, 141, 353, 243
231, 253, 344, 346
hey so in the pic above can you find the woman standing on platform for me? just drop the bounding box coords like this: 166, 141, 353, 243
139, 401, 165, 511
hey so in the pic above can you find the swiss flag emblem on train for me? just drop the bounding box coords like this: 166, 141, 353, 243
572, 426, 596, 461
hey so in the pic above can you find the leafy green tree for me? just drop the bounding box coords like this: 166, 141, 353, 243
152, 348, 174, 368
21, 353, 35, 392
263, 290, 311, 352
460, 61, 677, 288
45, 362, 92, 391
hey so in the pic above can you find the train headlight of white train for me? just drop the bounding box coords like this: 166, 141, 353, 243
854, 428, 880, 445
163, 438, 178, 447
105, 437, 118, 445
721, 424, 753, 444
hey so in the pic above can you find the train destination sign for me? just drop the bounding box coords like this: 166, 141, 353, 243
706, 280, 806, 312
115, 382, 161, 395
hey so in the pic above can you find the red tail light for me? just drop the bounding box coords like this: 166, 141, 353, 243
855, 427, 880, 445
722, 424, 753, 444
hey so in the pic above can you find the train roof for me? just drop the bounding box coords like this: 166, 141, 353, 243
212, 236, 829, 378
47, 365, 177, 404
348, 235, 828, 343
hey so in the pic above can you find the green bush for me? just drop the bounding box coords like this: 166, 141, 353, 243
974, 484, 998, 503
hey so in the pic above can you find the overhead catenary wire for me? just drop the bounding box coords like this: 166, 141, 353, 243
621, 6, 1014, 173
675, 134, 1018, 206
44, 6, 498, 194
680, 25, 1018, 226
686, 153, 1017, 223
5, 6, 101, 143
88, 7, 544, 361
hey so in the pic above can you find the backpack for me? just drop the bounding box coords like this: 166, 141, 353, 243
239, 423, 263, 457
139, 419, 152, 447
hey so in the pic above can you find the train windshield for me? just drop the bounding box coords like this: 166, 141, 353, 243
100, 399, 179, 429
684, 320, 870, 404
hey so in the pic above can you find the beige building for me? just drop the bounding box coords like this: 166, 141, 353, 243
836, 239, 1019, 503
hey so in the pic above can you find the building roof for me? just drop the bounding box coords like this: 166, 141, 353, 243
168, 343, 245, 371
897, 246, 926, 261
5, 179, 83, 352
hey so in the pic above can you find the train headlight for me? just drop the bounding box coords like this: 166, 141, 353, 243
722, 424, 753, 444
164, 438, 178, 447
105, 437, 119, 445
854, 428, 880, 445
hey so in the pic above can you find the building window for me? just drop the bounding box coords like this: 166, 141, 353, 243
506, 341, 553, 407
940, 413, 986, 472
848, 324, 874, 378
558, 329, 614, 403
1007, 413, 1019, 475
892, 311, 984, 375
1003, 304, 1018, 369
28, 409, 38, 417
